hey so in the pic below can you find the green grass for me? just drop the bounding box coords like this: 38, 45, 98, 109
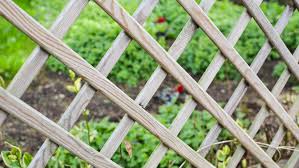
0, 0, 67, 81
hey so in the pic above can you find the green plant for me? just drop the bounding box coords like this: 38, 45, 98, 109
0, 100, 252, 167
216, 145, 231, 168
273, 62, 287, 77
66, 70, 92, 145
0, 0, 68, 82
44, 100, 251, 167
45, 0, 299, 86
1, 0, 298, 86
0, 75, 5, 88
1, 142, 32, 168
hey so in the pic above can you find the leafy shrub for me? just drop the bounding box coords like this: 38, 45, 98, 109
1, 0, 298, 86
46, 0, 299, 86
43, 101, 249, 168
1, 99, 251, 168
0, 0, 67, 81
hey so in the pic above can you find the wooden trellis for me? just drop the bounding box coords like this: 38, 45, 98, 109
0, 0, 299, 167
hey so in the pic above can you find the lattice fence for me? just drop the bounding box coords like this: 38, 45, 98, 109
0, 0, 299, 167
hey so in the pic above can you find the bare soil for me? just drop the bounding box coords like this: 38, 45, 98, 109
1, 60, 298, 166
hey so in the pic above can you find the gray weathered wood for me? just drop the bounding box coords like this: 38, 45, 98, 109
29, 0, 159, 167
200, 4, 294, 158
0, 1, 214, 167
227, 45, 299, 168
176, 0, 299, 143
240, 0, 299, 80
101, 0, 216, 160
0, 0, 88, 126
0, 87, 120, 168
145, 0, 293, 166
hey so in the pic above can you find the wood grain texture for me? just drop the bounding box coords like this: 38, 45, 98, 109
199, 5, 294, 158
145, 0, 290, 165
227, 45, 299, 168
97, 0, 282, 167
0, 1, 214, 167
0, 0, 88, 126
241, 0, 299, 80
29, 0, 159, 167
0, 87, 120, 168
176, 0, 299, 143
101, 0, 216, 161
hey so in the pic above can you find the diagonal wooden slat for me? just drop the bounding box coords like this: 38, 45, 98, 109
0, 0, 298, 167
0, 1, 214, 167
100, 0, 216, 160
227, 45, 299, 168
176, 0, 299, 142
93, 0, 287, 167
199, 4, 295, 157
29, 0, 160, 167
286, 139, 299, 167
145, 1, 293, 166
240, 0, 299, 80
0, 0, 88, 126
92, 1, 290, 166
0, 87, 120, 168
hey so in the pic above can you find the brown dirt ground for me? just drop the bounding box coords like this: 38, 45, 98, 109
1, 60, 299, 166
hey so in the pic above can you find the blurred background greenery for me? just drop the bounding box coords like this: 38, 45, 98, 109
1, 0, 298, 86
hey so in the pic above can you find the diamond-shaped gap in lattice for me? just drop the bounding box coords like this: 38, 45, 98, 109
207, 0, 243, 37
1, 0, 299, 168
109, 121, 160, 167
47, 1, 122, 74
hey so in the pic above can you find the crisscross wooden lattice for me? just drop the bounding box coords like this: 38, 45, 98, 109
0, 0, 299, 167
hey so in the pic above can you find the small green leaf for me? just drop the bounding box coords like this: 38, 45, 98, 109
68, 70, 76, 81
66, 85, 77, 93
222, 145, 230, 155
21, 152, 33, 167
1, 151, 20, 168
6, 142, 22, 160
241, 159, 247, 168
0, 76, 5, 87
74, 78, 82, 92
216, 150, 226, 162
83, 109, 90, 116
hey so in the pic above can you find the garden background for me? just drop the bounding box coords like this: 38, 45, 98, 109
0, 0, 299, 167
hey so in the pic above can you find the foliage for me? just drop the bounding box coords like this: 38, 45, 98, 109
1, 142, 32, 168
1, 0, 298, 86
0, 98, 251, 168
45, 102, 250, 167
0, 0, 67, 82
46, 0, 299, 86
0, 75, 5, 88
272, 62, 287, 77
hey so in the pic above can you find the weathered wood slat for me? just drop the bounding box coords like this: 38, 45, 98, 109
0, 88, 120, 168
0, 1, 213, 167
176, 0, 299, 142
0, 0, 88, 126
199, 4, 294, 157
241, 0, 299, 80
0, 0, 298, 167
29, 0, 159, 167
227, 45, 299, 168
101, 0, 216, 161
145, 0, 291, 166
99, 0, 283, 167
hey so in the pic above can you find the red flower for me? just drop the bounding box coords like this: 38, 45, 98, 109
175, 84, 184, 94
156, 17, 166, 23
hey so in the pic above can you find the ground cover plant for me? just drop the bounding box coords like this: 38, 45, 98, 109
1, 100, 251, 168
1, 0, 299, 86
